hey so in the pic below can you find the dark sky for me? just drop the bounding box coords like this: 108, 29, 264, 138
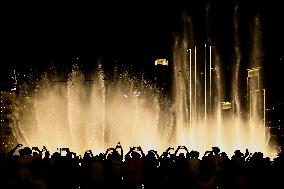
1, 0, 284, 104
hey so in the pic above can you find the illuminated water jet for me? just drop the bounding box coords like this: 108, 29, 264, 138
172, 12, 276, 158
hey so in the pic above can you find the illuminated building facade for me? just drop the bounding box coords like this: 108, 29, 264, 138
154, 59, 170, 90
155, 59, 169, 66
0, 91, 17, 151
247, 67, 265, 124
221, 101, 232, 119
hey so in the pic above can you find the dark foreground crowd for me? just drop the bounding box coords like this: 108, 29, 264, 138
0, 143, 284, 189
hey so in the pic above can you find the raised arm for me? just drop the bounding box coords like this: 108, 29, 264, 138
166, 147, 174, 154
88, 150, 94, 158
174, 146, 182, 156
160, 147, 173, 159
125, 147, 135, 157
32, 147, 43, 158
204, 150, 212, 157
150, 150, 159, 159
183, 146, 189, 153
115, 142, 123, 159
104, 148, 114, 159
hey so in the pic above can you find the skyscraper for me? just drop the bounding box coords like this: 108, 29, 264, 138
247, 67, 265, 124
0, 91, 17, 151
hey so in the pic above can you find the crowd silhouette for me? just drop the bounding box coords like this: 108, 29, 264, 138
0, 143, 283, 189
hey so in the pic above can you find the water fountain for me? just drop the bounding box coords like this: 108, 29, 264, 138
12, 8, 277, 158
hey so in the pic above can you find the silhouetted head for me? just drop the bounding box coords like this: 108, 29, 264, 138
254, 152, 263, 159
19, 149, 25, 157
132, 151, 141, 160
193, 151, 199, 158
221, 152, 227, 158
33, 152, 39, 156
20, 147, 32, 156
45, 151, 50, 158
212, 147, 220, 155
162, 152, 168, 158
98, 153, 104, 161
52, 152, 60, 160
94, 155, 100, 161
112, 151, 120, 160
178, 153, 185, 159
234, 150, 243, 157
84, 151, 90, 159
147, 151, 155, 158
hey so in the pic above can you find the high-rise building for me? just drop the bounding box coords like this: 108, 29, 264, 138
154, 59, 170, 90
0, 91, 17, 151
247, 67, 265, 124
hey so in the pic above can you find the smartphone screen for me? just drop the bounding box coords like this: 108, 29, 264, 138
61, 149, 67, 156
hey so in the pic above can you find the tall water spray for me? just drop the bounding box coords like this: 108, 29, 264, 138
172, 11, 275, 157
15, 64, 173, 154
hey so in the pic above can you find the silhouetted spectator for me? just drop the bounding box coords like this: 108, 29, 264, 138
124, 147, 144, 189
142, 150, 159, 189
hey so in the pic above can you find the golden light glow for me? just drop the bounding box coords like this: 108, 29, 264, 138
221, 102, 232, 110
155, 59, 168, 66
248, 68, 260, 78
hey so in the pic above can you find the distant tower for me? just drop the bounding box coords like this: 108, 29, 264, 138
154, 59, 169, 89
221, 101, 232, 119
0, 91, 17, 151
247, 67, 265, 125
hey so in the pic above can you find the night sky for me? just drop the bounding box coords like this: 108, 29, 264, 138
1, 0, 284, 105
